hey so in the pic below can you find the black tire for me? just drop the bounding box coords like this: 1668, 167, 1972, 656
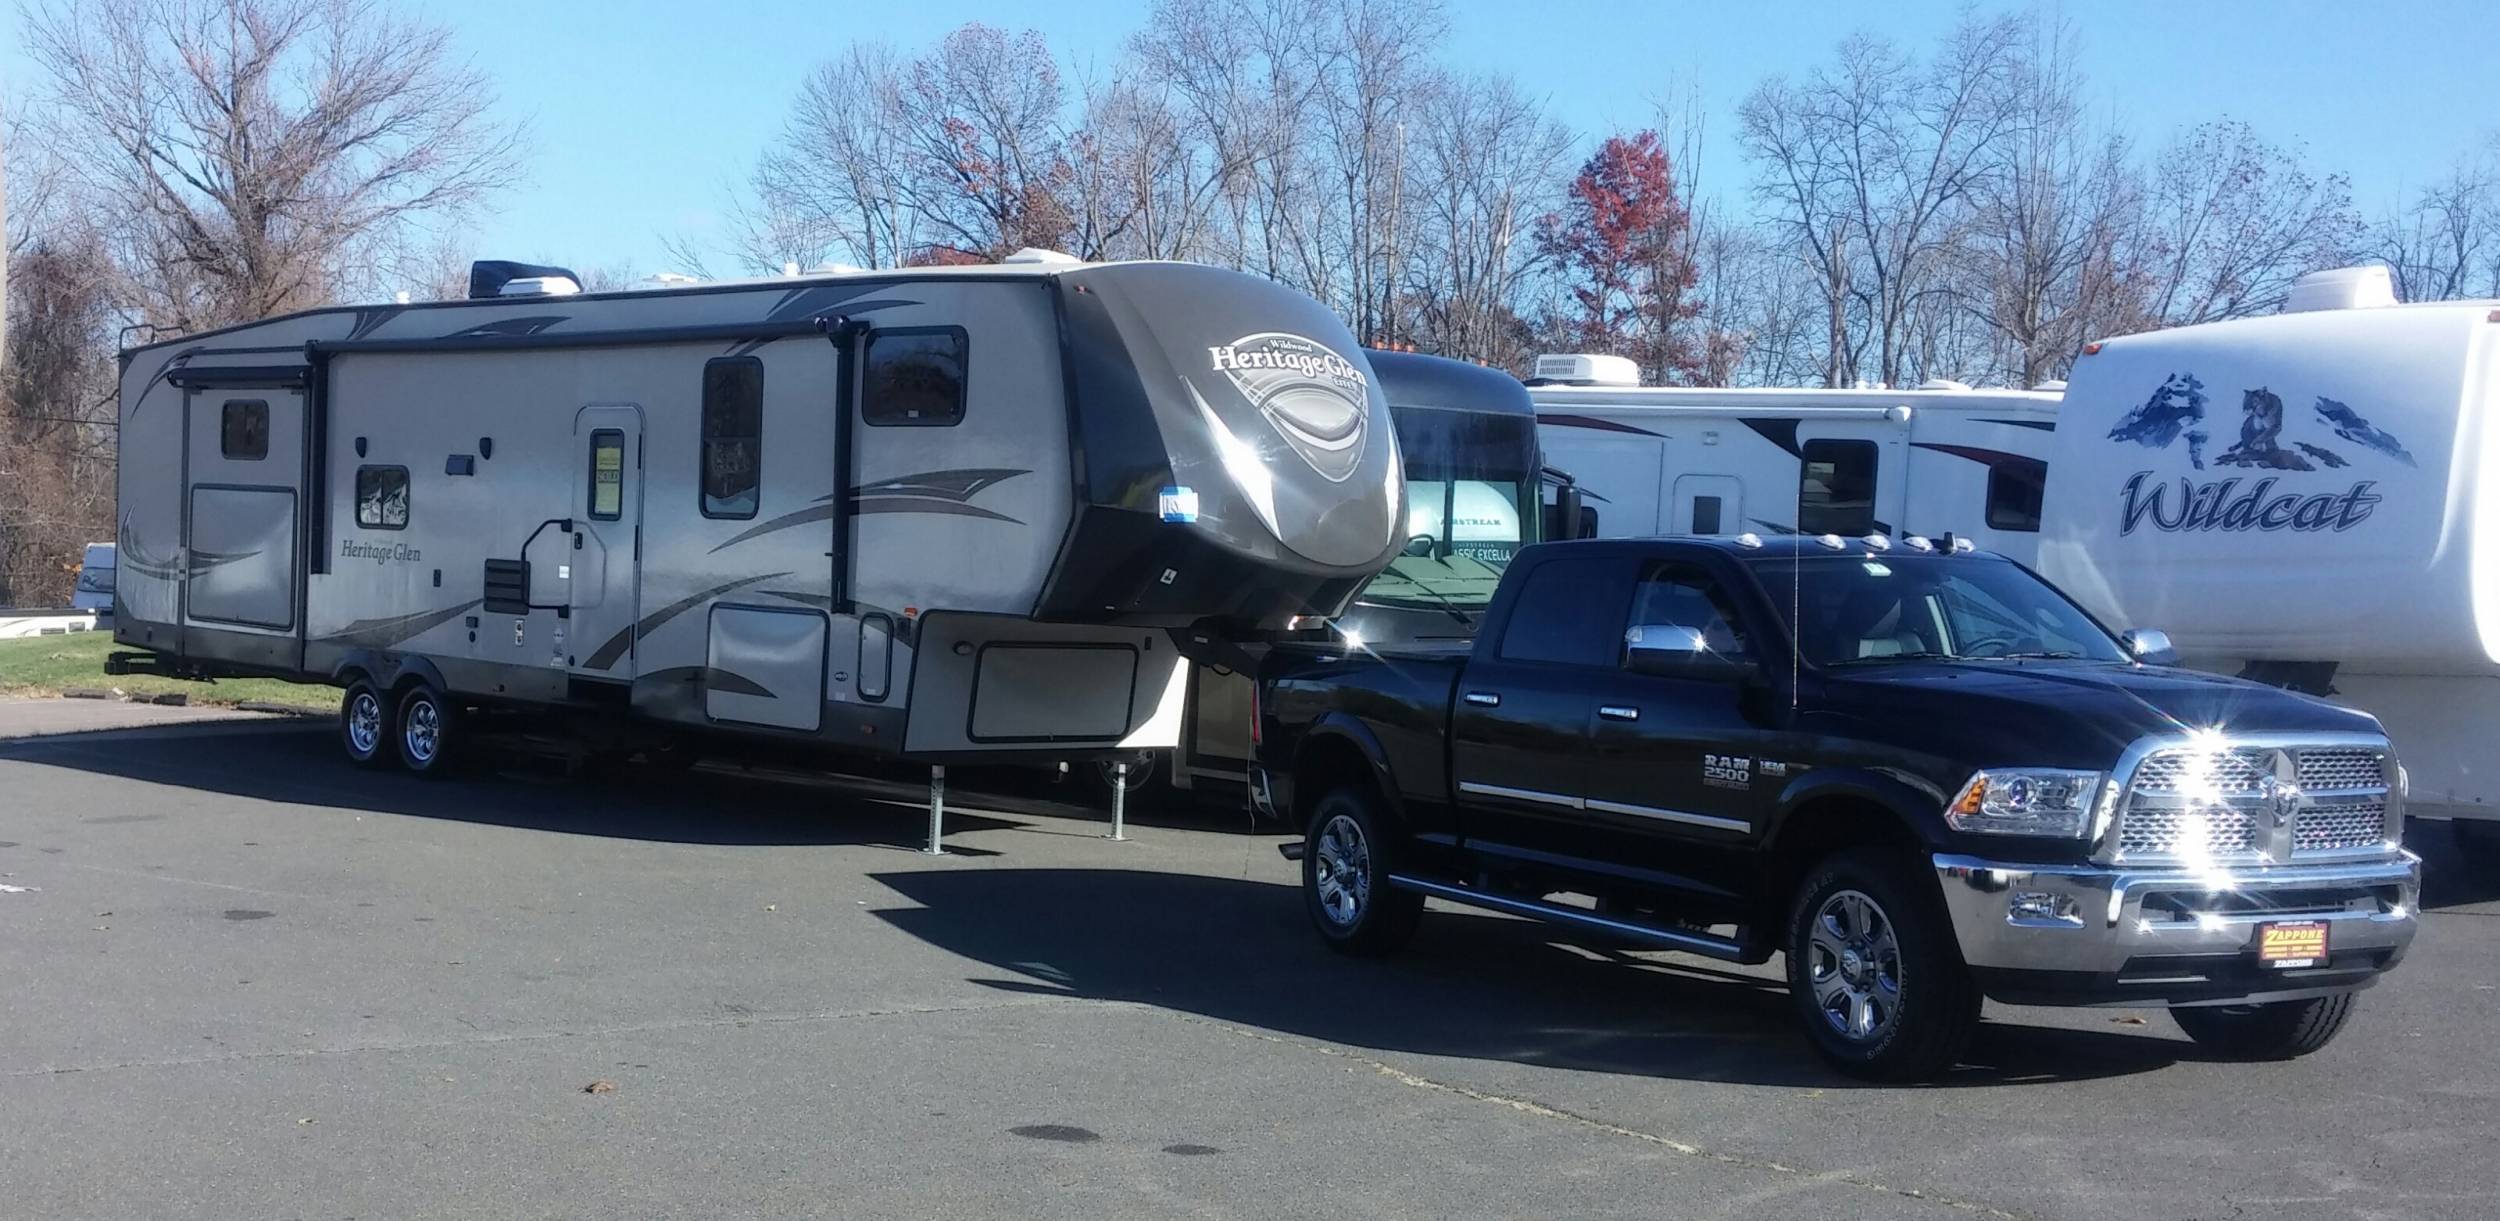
1784, 847, 1982, 1082
2171, 993, 2357, 1060
2452, 818, 2500, 866
1302, 786, 1423, 957
393, 682, 462, 777
642, 740, 702, 772
339, 680, 396, 769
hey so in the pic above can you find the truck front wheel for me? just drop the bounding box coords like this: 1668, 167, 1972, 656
1303, 787, 1423, 957
1784, 848, 1982, 1082
2170, 994, 2356, 1060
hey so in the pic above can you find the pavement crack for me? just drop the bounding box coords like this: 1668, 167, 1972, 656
1159, 1010, 2030, 1220
2, 996, 1075, 1081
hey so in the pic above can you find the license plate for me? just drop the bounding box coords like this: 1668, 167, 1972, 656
2257, 920, 2329, 969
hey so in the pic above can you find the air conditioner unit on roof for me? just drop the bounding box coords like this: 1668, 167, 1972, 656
1531, 353, 1640, 387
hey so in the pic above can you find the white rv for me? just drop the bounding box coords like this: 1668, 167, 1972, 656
1529, 353, 2060, 560
113, 256, 1406, 775
2039, 267, 2500, 859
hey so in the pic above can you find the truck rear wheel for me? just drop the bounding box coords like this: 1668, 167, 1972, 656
339, 681, 395, 769
1303, 787, 1422, 957
1784, 848, 1981, 1082
2170, 993, 2356, 1060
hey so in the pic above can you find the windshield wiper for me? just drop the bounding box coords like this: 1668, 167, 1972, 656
1990, 651, 2086, 661
1828, 650, 1962, 666
1367, 582, 1476, 627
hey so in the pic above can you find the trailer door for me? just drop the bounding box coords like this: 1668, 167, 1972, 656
179, 376, 307, 669
571, 405, 644, 679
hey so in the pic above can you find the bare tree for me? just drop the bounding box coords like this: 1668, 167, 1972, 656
890, 24, 1077, 261
1402, 70, 1569, 366
2139, 119, 2359, 325
2362, 140, 2500, 302
21, 0, 523, 334
0, 230, 118, 604
746, 44, 920, 271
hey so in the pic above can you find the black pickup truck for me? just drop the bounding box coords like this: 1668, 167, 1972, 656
1252, 534, 2420, 1079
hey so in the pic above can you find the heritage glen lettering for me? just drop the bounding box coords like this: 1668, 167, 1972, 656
339, 539, 423, 564
1207, 339, 1367, 388
2118, 471, 2383, 535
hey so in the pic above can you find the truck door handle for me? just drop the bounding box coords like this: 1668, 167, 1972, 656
1599, 705, 1639, 722
1463, 691, 1501, 707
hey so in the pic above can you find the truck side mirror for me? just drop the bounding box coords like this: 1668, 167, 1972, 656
2123, 629, 2179, 666
1625, 624, 1754, 682
1544, 483, 1586, 541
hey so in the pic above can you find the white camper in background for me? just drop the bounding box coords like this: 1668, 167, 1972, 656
2039, 267, 2500, 859
1528, 354, 2060, 560
112, 256, 1406, 777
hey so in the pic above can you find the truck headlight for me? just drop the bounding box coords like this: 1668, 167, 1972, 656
1946, 769, 2105, 838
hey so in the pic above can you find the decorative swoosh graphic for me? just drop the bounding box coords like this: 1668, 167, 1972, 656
706, 468, 1030, 553
638, 665, 776, 699
118, 519, 186, 580
315, 599, 486, 650
187, 547, 263, 575
1974, 417, 2057, 432
446, 315, 568, 338
1536, 413, 1665, 438
581, 572, 790, 671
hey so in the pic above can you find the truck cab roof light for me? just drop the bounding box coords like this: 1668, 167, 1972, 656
1734, 532, 1764, 549
1861, 533, 1891, 551
1816, 534, 1846, 551
1903, 535, 1935, 552
1950, 537, 1976, 554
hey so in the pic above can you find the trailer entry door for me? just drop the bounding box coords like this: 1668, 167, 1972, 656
179, 381, 307, 668
571, 405, 645, 679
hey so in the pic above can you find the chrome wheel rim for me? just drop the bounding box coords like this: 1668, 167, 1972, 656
1807, 889, 1903, 1044
346, 692, 382, 755
403, 697, 440, 764
1312, 814, 1370, 929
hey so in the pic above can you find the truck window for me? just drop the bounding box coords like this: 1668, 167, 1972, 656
1626, 563, 1749, 660
1798, 439, 1877, 535
700, 357, 763, 519
1497, 556, 1623, 667
864, 327, 968, 427
1985, 457, 2046, 532
355, 465, 410, 530
221, 399, 268, 460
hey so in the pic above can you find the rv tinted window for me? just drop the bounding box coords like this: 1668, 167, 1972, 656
701, 357, 763, 519
1498, 556, 1623, 668
355, 465, 410, 530
1691, 496, 1723, 535
1798, 439, 1877, 535
864, 328, 967, 427
588, 430, 626, 521
1986, 456, 2047, 532
221, 400, 268, 461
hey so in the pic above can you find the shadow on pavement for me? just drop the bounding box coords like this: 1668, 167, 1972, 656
2413, 820, 2500, 910
869, 865, 2198, 1090
0, 718, 1031, 851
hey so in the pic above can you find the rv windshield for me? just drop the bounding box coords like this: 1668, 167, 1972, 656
1748, 554, 2129, 667
1356, 406, 1539, 613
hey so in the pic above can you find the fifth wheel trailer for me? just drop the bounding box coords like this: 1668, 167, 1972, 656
1529, 354, 2061, 561
2038, 268, 2500, 857
111, 255, 1405, 776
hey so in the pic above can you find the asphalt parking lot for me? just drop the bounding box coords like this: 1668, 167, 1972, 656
2, 699, 2496, 1220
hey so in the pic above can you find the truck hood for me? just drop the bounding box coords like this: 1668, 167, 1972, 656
1821, 659, 2381, 771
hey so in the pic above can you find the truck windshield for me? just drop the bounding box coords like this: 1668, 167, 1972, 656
1748, 554, 2129, 667
1358, 405, 1538, 612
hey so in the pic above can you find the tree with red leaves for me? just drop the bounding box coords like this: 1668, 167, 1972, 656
1539, 131, 1703, 383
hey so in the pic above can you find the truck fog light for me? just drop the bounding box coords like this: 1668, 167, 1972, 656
2008, 891, 2080, 925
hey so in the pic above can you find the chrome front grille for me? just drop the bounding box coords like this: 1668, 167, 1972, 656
2108, 738, 2396, 865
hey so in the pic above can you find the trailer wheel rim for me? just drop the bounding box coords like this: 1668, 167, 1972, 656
1807, 889, 1903, 1044
1313, 813, 1370, 928
403, 697, 440, 765
346, 692, 382, 755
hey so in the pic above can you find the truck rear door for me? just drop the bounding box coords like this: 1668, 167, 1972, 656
1450, 552, 1631, 849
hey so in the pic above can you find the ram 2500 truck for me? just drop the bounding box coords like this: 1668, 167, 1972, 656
1252, 534, 2420, 1080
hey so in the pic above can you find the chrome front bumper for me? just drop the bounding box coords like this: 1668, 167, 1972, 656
1933, 852, 2420, 978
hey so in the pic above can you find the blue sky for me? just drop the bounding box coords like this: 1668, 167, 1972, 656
8, 0, 2497, 277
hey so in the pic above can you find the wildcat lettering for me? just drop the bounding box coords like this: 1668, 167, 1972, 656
2118, 472, 2381, 536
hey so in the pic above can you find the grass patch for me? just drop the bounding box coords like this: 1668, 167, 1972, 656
0, 632, 335, 711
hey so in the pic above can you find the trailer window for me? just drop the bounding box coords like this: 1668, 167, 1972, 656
588, 430, 626, 521
355, 465, 409, 530
1986, 456, 2046, 532
700, 357, 763, 519
1799, 439, 1877, 535
864, 327, 967, 427
221, 399, 268, 461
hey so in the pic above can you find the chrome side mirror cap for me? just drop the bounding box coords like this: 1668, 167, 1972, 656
2123, 629, 2179, 666
1625, 624, 1753, 681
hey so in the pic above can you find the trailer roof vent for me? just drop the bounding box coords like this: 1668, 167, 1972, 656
1916, 378, 1971, 391
1529, 353, 1641, 387
626, 272, 705, 292
1001, 247, 1082, 265
2032, 378, 2068, 392
467, 260, 583, 300
2283, 265, 2398, 313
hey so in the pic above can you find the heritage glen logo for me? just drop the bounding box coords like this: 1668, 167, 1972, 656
1207, 332, 1372, 482
1207, 335, 1368, 389
2118, 471, 2382, 535
339, 539, 423, 564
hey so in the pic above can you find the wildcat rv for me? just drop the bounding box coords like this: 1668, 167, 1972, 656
111, 255, 1405, 779
1529, 354, 2061, 559
2039, 265, 2500, 861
